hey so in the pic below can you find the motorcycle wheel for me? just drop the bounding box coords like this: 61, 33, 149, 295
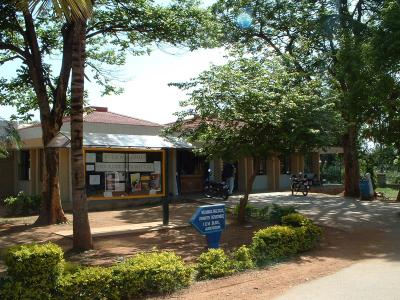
222, 190, 229, 200
203, 185, 214, 198
291, 183, 296, 195
301, 185, 309, 196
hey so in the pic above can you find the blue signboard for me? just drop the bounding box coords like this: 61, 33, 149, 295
189, 204, 226, 248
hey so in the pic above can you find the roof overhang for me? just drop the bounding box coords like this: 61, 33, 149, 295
47, 132, 193, 149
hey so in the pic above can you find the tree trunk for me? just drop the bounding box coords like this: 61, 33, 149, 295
397, 189, 400, 202
238, 157, 260, 224
36, 133, 67, 225
342, 123, 360, 197
71, 20, 93, 251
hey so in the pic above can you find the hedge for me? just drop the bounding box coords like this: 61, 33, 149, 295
251, 225, 299, 265
112, 251, 193, 298
57, 267, 119, 300
1, 243, 64, 300
0, 213, 322, 299
196, 248, 236, 280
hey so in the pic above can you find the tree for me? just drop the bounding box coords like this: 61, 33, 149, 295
211, 0, 392, 198
70, 5, 93, 250
169, 56, 340, 223
363, 0, 400, 200
0, 0, 217, 225
0, 120, 21, 158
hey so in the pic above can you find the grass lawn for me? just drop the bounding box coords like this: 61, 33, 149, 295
376, 187, 399, 200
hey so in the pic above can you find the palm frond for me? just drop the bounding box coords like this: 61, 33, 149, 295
29, 0, 93, 21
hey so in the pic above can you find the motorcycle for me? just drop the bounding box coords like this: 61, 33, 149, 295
203, 169, 230, 200
290, 173, 312, 196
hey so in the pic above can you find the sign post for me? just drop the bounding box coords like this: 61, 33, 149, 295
189, 204, 226, 248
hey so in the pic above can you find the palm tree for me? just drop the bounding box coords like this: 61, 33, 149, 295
70, 10, 93, 251
28, 0, 93, 250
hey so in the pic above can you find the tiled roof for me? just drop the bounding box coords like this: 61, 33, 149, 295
20, 107, 162, 129
82, 110, 161, 127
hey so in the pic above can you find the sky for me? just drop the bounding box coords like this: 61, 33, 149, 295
1, 47, 227, 125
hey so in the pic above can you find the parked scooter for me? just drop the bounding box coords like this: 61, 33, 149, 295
203, 169, 230, 200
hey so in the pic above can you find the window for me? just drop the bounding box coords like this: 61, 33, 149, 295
177, 150, 205, 175
19, 150, 30, 180
253, 158, 267, 175
304, 153, 313, 174
279, 155, 291, 174
85, 150, 164, 199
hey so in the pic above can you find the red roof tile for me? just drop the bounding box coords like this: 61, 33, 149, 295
20, 108, 162, 129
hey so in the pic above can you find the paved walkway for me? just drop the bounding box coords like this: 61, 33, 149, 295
214, 192, 400, 231
212, 192, 400, 300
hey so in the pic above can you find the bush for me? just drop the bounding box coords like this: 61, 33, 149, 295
233, 203, 297, 225
57, 267, 119, 300
3, 191, 41, 216
231, 245, 255, 271
233, 203, 256, 218
196, 248, 236, 280
112, 251, 192, 298
294, 224, 323, 252
281, 213, 322, 252
281, 213, 312, 227
1, 243, 64, 300
268, 204, 297, 224
251, 226, 299, 265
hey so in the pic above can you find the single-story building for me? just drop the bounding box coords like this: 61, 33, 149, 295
0, 107, 343, 209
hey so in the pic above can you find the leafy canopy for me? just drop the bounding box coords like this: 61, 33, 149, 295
169, 56, 341, 161
0, 0, 218, 121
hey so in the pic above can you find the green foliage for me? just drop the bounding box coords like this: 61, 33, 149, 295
233, 203, 256, 218
196, 248, 236, 280
57, 267, 119, 300
232, 203, 297, 225
1, 243, 64, 300
0, 121, 21, 158
281, 213, 312, 228
169, 56, 340, 163
231, 245, 255, 271
267, 204, 297, 225
251, 226, 299, 265
112, 251, 193, 298
294, 223, 323, 252
281, 213, 322, 252
0, 0, 218, 119
3, 191, 41, 216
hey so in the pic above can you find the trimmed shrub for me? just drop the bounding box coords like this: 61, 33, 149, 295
233, 203, 256, 218
281, 213, 312, 227
57, 267, 119, 300
1, 243, 64, 300
112, 251, 192, 298
295, 224, 323, 252
3, 191, 41, 216
231, 245, 255, 271
251, 225, 299, 265
268, 204, 297, 224
196, 248, 236, 280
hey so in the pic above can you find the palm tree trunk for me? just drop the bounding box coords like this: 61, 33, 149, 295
71, 19, 93, 251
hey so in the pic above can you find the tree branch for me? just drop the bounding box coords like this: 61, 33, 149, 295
86, 24, 151, 39
0, 42, 27, 58
255, 31, 311, 81
0, 55, 25, 65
